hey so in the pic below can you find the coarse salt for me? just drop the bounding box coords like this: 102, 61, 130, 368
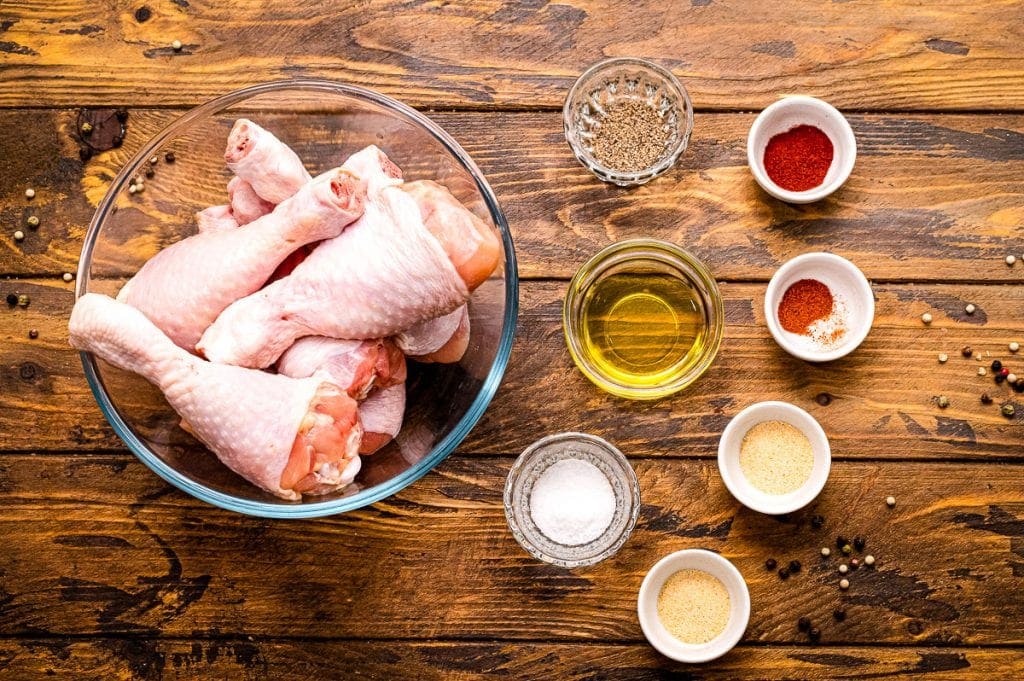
530, 458, 615, 546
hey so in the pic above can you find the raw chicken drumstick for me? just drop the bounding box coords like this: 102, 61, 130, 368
227, 176, 274, 224
358, 384, 406, 454
277, 336, 407, 400
199, 148, 500, 368
117, 168, 366, 352
395, 304, 470, 364
69, 294, 363, 500
225, 118, 312, 205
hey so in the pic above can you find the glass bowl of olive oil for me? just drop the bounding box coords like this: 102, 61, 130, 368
564, 240, 723, 400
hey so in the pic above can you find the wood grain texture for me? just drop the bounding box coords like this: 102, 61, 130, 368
2, 110, 1023, 281
2, 278, 1022, 457
1, 1, 1023, 110
0, 639, 1021, 680
0, 455, 1022, 644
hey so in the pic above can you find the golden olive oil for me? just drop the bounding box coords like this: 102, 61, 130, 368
580, 271, 708, 387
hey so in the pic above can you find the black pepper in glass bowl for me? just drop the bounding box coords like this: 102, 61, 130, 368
563, 58, 693, 187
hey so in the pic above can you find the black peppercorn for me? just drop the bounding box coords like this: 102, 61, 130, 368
961, 346, 973, 358
798, 616, 811, 632
981, 393, 993, 404
112, 135, 124, 148
789, 560, 802, 573
992, 360, 1003, 372
28, 329, 38, 339
6, 293, 17, 307
836, 535, 848, 549
1014, 379, 1024, 394
811, 514, 825, 529
765, 558, 777, 571
164, 152, 176, 163
808, 627, 821, 643
850, 558, 860, 569
833, 608, 846, 622
778, 567, 790, 580
115, 109, 129, 123
996, 374, 1007, 384
145, 168, 155, 179
853, 536, 866, 552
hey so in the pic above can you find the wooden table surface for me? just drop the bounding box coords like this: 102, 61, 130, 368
2, 1, 1023, 678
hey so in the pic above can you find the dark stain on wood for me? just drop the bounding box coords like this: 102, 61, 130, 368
947, 567, 985, 581
53, 535, 133, 549
487, 563, 593, 602
638, 504, 733, 539
791, 651, 872, 667
417, 643, 513, 673
925, 38, 970, 56
0, 20, 16, 32
912, 652, 971, 674
58, 25, 104, 36
859, 118, 1024, 162
96, 637, 165, 681
0, 40, 37, 55
143, 44, 195, 58
169, 641, 267, 673
951, 505, 1024, 575
691, 0, 713, 6
751, 40, 796, 58
844, 567, 959, 621
897, 412, 930, 436
932, 417, 977, 445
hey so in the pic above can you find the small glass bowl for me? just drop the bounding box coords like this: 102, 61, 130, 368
504, 432, 640, 569
563, 57, 694, 186
563, 239, 724, 400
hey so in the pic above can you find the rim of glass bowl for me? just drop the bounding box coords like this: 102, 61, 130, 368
562, 239, 723, 400
75, 79, 519, 519
562, 57, 694, 186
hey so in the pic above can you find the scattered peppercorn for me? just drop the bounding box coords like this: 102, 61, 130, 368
808, 627, 821, 643
164, 152, 175, 163
112, 135, 123, 148
1008, 255, 1018, 266
134, 6, 151, 22
149, 156, 159, 165
842, 544, 852, 555
996, 374, 1007, 384
965, 304, 976, 315
978, 367, 987, 376
798, 616, 811, 632
815, 392, 832, 406
886, 496, 896, 507
765, 558, 777, 571
973, 351, 983, 361
839, 564, 848, 574
1013, 379, 1024, 393
937, 395, 950, 408
1008, 373, 1018, 384
864, 555, 875, 566
63, 272, 74, 282
115, 109, 129, 123
999, 368, 1010, 377
981, 393, 993, 404
811, 514, 825, 529
833, 608, 847, 621
850, 558, 860, 569
81, 121, 94, 135
839, 578, 850, 590
789, 560, 802, 573
28, 329, 38, 339
172, 39, 183, 51
6, 293, 17, 306
1002, 404, 1015, 418
1011, 342, 1020, 353
17, 294, 29, 308
821, 547, 831, 557
145, 168, 155, 179
13, 230, 24, 241
778, 567, 790, 580
836, 536, 848, 549
853, 536, 865, 551
24, 188, 35, 199
961, 346, 973, 358
921, 313, 933, 325
992, 360, 1003, 372
26, 216, 39, 228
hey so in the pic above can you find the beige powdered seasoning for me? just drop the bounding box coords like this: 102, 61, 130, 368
739, 420, 814, 495
656, 569, 731, 644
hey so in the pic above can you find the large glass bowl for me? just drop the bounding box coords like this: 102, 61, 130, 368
75, 80, 518, 518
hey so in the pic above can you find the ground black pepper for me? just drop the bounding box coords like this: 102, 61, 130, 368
589, 100, 669, 172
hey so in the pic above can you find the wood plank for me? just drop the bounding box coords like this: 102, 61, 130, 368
0, 639, 1021, 680
2, 109, 1023, 281
1, 1, 1023, 110
2, 278, 1022, 458
0, 456, 1023, 644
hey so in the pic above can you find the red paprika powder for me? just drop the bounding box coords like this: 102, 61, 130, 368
778, 278, 833, 334
763, 125, 834, 192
